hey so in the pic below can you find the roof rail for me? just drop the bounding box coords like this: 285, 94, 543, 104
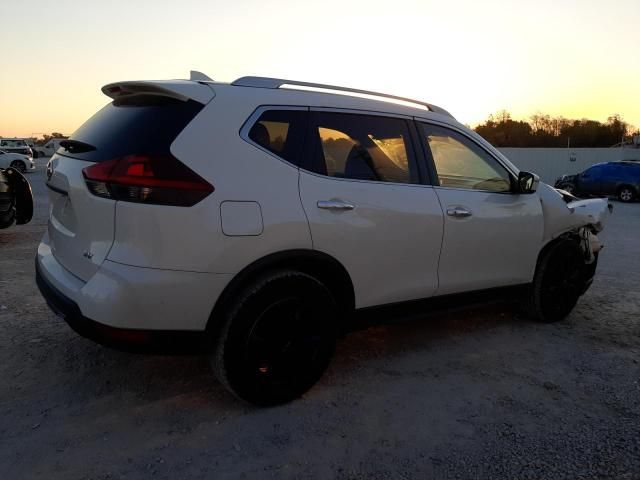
231, 76, 454, 118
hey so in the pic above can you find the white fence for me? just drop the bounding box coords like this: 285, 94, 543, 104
498, 147, 640, 184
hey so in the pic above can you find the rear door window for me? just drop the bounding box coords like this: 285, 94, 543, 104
308, 112, 419, 184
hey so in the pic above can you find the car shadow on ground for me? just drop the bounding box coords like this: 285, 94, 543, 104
23, 298, 518, 413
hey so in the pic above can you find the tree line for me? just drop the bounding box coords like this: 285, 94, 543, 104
474, 111, 638, 148
35, 133, 68, 145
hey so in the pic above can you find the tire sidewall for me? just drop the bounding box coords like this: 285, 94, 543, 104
215, 271, 337, 405
618, 187, 635, 203
530, 239, 586, 323
10, 161, 26, 173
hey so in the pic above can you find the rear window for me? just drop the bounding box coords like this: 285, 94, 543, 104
308, 112, 419, 184
1, 139, 27, 148
59, 97, 204, 162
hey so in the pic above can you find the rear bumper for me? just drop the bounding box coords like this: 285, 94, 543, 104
36, 261, 209, 352
36, 233, 233, 351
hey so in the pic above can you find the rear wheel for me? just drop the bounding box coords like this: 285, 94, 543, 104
212, 271, 337, 405
618, 186, 635, 203
10, 161, 26, 173
524, 239, 594, 323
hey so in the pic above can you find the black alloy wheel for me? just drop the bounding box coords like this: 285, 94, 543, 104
213, 271, 337, 405
618, 186, 635, 203
525, 239, 592, 323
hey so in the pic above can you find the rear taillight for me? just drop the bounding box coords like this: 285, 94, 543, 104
82, 155, 213, 206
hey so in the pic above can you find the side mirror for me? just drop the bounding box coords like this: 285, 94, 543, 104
517, 171, 539, 194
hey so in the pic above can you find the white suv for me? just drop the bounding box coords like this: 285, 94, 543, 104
0, 138, 33, 159
36, 73, 611, 405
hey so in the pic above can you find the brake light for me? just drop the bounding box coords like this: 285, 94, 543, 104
82, 155, 213, 206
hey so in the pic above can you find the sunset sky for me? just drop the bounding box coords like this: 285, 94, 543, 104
1, 0, 638, 138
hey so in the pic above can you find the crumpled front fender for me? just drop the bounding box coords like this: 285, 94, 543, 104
566, 198, 612, 233
537, 183, 612, 242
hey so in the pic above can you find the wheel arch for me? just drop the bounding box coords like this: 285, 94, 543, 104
535, 229, 588, 274
205, 249, 355, 339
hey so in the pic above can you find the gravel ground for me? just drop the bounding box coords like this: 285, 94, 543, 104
1, 160, 639, 479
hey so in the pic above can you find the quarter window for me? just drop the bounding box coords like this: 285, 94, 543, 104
309, 112, 418, 184
247, 110, 307, 166
420, 123, 512, 192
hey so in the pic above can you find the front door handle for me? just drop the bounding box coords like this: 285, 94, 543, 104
317, 199, 355, 211
446, 206, 472, 218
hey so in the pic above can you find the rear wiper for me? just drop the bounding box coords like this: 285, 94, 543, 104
59, 139, 96, 153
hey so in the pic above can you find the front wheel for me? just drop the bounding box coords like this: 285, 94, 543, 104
618, 186, 635, 203
10, 161, 26, 173
212, 271, 338, 405
524, 239, 595, 323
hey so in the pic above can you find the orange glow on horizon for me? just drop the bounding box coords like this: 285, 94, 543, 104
1, 0, 638, 138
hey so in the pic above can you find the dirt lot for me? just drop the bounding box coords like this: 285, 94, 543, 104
1, 161, 639, 479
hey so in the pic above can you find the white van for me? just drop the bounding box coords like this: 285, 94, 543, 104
36, 138, 67, 157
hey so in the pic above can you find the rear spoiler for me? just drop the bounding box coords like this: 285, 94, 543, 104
101, 80, 215, 105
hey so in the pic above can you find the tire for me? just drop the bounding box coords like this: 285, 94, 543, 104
524, 239, 594, 323
617, 186, 635, 203
10, 161, 26, 173
212, 270, 338, 406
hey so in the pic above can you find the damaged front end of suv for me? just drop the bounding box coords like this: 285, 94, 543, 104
522, 183, 612, 323
0, 167, 33, 229
551, 185, 611, 258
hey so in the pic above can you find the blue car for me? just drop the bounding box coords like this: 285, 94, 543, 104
555, 161, 640, 203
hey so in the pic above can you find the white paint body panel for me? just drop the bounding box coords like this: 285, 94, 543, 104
107, 93, 312, 273
537, 183, 611, 243
46, 154, 116, 281
299, 172, 444, 307
36, 77, 611, 333
433, 188, 544, 295
0, 151, 35, 170
38, 233, 231, 330
101, 80, 216, 105
567, 198, 611, 232
220, 201, 263, 236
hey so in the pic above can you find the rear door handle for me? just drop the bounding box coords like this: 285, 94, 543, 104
446, 207, 472, 218
317, 199, 355, 211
